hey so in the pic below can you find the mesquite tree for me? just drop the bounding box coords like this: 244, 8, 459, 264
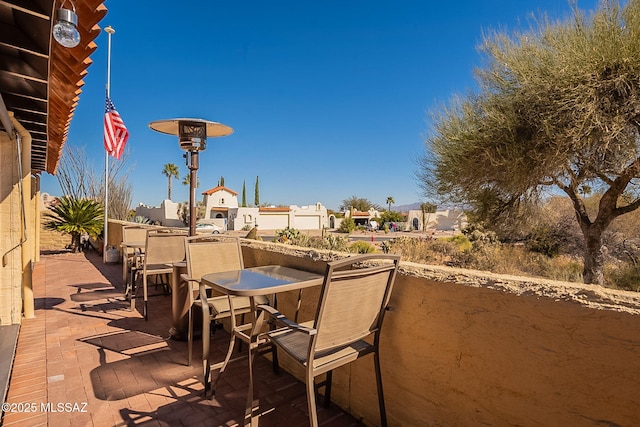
418, 1, 640, 285
55, 144, 133, 220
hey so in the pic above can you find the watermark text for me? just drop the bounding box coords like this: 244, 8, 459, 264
2, 402, 88, 413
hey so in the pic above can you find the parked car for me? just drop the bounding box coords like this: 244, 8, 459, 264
195, 222, 223, 234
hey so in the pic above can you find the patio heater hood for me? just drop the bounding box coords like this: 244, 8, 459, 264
148, 118, 233, 151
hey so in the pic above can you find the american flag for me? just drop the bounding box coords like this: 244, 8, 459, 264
103, 96, 129, 159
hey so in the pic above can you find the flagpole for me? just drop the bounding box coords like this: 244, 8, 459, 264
103, 26, 115, 263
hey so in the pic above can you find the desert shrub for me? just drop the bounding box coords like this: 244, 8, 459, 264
444, 234, 472, 251
537, 255, 583, 282
274, 226, 301, 243
447, 243, 500, 272
527, 226, 562, 257
274, 228, 350, 252
463, 224, 499, 245
319, 234, 350, 252
337, 217, 356, 233
349, 241, 375, 254
385, 236, 457, 264
605, 263, 640, 292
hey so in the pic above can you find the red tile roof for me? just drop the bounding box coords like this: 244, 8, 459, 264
201, 185, 239, 196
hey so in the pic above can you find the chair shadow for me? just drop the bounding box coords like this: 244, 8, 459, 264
34, 297, 65, 310
79, 303, 230, 402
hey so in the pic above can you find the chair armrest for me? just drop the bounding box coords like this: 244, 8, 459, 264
198, 281, 212, 319
257, 304, 316, 335
180, 273, 199, 284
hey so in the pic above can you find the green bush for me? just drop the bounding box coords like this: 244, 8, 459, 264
338, 217, 356, 233
527, 226, 562, 257
274, 226, 301, 243
349, 241, 375, 254
319, 234, 350, 252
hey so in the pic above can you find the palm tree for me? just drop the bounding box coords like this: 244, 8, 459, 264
386, 196, 395, 212
44, 197, 104, 252
162, 163, 180, 200
182, 174, 199, 188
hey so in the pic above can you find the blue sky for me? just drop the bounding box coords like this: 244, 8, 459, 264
41, 0, 601, 211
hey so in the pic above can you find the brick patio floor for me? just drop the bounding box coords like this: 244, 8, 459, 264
2, 251, 363, 427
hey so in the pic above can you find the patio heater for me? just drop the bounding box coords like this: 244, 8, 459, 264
148, 119, 233, 235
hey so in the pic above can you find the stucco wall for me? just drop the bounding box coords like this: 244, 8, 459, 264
239, 239, 640, 427
0, 132, 22, 324
0, 117, 37, 324
135, 200, 184, 227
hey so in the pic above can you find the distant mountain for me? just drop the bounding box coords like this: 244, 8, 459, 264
393, 202, 422, 213
393, 202, 463, 213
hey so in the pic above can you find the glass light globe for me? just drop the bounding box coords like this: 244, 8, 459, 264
53, 8, 80, 48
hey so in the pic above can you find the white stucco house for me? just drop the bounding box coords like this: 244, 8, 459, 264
202, 186, 329, 231
337, 206, 467, 232
135, 200, 185, 227
405, 208, 467, 232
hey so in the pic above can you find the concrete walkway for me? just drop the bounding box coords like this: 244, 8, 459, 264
2, 251, 361, 426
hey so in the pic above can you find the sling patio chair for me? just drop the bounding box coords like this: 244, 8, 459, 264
121, 224, 154, 286
138, 228, 187, 320
256, 253, 400, 427
181, 235, 274, 395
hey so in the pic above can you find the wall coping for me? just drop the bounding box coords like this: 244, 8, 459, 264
239, 238, 640, 315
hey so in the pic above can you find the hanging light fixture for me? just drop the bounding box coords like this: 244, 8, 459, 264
53, 0, 80, 48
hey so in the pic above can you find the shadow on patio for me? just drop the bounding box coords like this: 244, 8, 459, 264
3, 251, 362, 426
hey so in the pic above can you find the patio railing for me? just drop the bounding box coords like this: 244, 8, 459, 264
108, 220, 640, 426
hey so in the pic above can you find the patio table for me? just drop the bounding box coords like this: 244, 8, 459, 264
201, 265, 323, 426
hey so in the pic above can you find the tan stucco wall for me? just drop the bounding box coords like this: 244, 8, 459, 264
39, 225, 72, 251
0, 131, 23, 324
239, 239, 640, 427
0, 117, 36, 324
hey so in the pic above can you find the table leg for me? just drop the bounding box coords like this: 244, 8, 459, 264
244, 341, 260, 427
169, 263, 188, 340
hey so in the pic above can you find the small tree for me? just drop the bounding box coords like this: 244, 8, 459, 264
254, 176, 260, 206
56, 144, 132, 220
418, 1, 640, 285
339, 196, 379, 212
337, 217, 356, 233
162, 163, 179, 200
44, 197, 104, 252
242, 180, 247, 207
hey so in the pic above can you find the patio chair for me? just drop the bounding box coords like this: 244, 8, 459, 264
121, 225, 153, 284
181, 235, 272, 394
138, 229, 187, 320
257, 253, 400, 427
